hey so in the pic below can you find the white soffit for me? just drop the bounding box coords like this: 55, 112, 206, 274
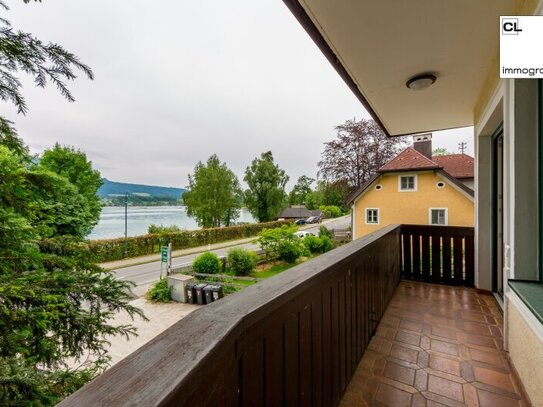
300, 0, 517, 136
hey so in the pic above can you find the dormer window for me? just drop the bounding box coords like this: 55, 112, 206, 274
399, 175, 417, 191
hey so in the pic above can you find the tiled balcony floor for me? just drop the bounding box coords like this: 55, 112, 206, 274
340, 281, 529, 407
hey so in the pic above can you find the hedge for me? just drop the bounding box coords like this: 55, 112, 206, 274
88, 220, 292, 263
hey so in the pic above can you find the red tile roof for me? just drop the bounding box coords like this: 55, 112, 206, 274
379, 147, 440, 172
432, 154, 474, 179
347, 149, 475, 205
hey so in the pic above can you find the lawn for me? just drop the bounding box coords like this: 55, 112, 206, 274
191, 254, 320, 296
253, 262, 298, 279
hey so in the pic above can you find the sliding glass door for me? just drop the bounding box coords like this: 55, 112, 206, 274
492, 125, 504, 297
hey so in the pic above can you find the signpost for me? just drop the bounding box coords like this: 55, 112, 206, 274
160, 244, 172, 278
167, 243, 172, 275
160, 245, 168, 278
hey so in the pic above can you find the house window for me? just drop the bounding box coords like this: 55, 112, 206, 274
366, 208, 379, 224
399, 175, 416, 191
430, 208, 448, 225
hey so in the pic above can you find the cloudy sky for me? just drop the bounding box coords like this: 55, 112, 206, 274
4, 0, 473, 189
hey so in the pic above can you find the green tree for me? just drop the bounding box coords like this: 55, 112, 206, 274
0, 140, 145, 404
319, 205, 342, 218
244, 151, 289, 222
39, 144, 103, 237
0, 4, 143, 403
183, 154, 242, 228
305, 180, 350, 210
432, 147, 451, 156
289, 175, 314, 205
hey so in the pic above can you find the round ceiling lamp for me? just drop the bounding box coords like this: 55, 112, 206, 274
406, 73, 437, 91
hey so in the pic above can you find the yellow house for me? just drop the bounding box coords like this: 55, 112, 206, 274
348, 135, 474, 239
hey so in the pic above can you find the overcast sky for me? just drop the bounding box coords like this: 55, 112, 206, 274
5, 0, 473, 189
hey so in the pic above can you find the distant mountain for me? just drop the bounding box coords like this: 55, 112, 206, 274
98, 179, 186, 199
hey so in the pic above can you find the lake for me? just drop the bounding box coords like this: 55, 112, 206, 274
88, 206, 255, 240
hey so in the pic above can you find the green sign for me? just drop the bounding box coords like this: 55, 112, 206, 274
161, 246, 168, 263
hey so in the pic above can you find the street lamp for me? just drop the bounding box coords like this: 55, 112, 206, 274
124, 192, 129, 257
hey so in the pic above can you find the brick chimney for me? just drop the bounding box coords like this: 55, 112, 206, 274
413, 133, 432, 159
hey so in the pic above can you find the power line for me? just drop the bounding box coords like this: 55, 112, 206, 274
458, 142, 467, 154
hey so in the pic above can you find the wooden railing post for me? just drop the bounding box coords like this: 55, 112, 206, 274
399, 225, 475, 287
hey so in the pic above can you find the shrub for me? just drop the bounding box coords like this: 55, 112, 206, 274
88, 220, 292, 263
304, 235, 323, 253
319, 225, 333, 240
146, 278, 171, 302
304, 235, 333, 254
148, 224, 182, 234
320, 235, 333, 252
193, 252, 221, 274
319, 205, 342, 218
227, 248, 257, 276
257, 225, 308, 263
279, 239, 308, 263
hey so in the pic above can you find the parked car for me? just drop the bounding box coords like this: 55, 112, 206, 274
305, 216, 321, 224
294, 218, 307, 225
294, 231, 315, 238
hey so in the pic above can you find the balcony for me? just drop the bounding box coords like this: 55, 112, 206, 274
59, 224, 526, 406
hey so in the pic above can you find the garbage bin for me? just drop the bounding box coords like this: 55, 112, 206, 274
168, 274, 196, 303
210, 285, 224, 301
203, 285, 214, 304
185, 283, 196, 304
194, 283, 207, 305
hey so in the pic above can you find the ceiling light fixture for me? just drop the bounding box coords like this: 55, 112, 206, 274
406, 73, 437, 91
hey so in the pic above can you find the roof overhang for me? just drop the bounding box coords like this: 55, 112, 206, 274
283, 0, 533, 136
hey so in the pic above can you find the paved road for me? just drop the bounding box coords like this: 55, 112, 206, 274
114, 215, 350, 295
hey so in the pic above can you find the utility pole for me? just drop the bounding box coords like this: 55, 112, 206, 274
458, 142, 467, 154
124, 192, 128, 257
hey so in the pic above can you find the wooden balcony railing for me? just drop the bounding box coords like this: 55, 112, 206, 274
60, 225, 401, 407
400, 225, 475, 287
59, 224, 474, 406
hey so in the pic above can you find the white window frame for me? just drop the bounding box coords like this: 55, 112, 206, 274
398, 174, 417, 192
429, 208, 448, 226
365, 208, 380, 224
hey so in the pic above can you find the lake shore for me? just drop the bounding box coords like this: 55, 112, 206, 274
88, 206, 255, 240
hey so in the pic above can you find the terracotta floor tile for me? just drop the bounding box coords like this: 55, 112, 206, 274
468, 348, 507, 369
460, 321, 493, 337
429, 355, 461, 376
428, 375, 465, 402
472, 366, 515, 392
375, 383, 412, 407
395, 330, 421, 346
461, 311, 487, 322
430, 339, 459, 356
412, 393, 427, 407
389, 344, 419, 364
383, 360, 416, 386
464, 334, 497, 349
431, 326, 458, 340
477, 389, 522, 407
341, 281, 528, 407
463, 383, 480, 406
400, 319, 424, 333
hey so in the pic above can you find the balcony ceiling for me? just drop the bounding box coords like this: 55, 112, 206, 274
290, 0, 520, 136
